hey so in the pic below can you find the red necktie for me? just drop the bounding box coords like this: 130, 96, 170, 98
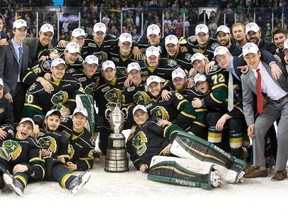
256, 69, 263, 114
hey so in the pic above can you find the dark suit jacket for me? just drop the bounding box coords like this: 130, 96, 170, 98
0, 40, 31, 96
24, 38, 53, 64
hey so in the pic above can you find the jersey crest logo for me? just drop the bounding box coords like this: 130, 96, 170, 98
150, 106, 170, 120
132, 131, 147, 156
85, 82, 97, 95
167, 59, 177, 67
133, 91, 152, 105
0, 108, 4, 113
51, 90, 69, 105
185, 53, 192, 61
38, 136, 57, 154
127, 86, 135, 92
0, 140, 22, 161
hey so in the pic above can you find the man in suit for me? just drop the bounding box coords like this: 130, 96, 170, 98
241, 43, 288, 181
0, 19, 32, 123
24, 23, 54, 64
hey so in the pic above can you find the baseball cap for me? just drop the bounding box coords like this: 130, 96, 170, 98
13, 19, 28, 29
283, 39, 288, 50
214, 46, 229, 57
147, 24, 160, 36
65, 42, 80, 54
146, 46, 160, 58
73, 107, 88, 117
172, 68, 186, 80
40, 23, 54, 34
216, 25, 230, 34
72, 28, 86, 38
191, 53, 206, 64
45, 109, 61, 118
242, 42, 259, 56
245, 22, 260, 34
93, 22, 106, 33
195, 24, 209, 35
127, 62, 141, 73
194, 73, 207, 84
19, 117, 35, 129
84, 55, 99, 65
0, 78, 3, 87
51, 58, 66, 67
133, 104, 148, 115
102, 60, 116, 71
119, 33, 132, 43
146, 75, 161, 86
165, 35, 178, 46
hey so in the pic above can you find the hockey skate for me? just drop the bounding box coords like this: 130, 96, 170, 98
3, 173, 24, 196
69, 171, 91, 195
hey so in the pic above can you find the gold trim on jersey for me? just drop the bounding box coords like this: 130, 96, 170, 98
24, 103, 42, 111
60, 173, 71, 189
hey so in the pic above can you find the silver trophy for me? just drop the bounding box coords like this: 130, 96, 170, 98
104, 103, 129, 172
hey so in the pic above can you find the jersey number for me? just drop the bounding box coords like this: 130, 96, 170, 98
26, 94, 34, 103
211, 74, 225, 85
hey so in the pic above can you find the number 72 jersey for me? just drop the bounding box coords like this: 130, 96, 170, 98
203, 65, 228, 107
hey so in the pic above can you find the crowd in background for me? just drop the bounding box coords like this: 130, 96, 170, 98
0, 0, 287, 45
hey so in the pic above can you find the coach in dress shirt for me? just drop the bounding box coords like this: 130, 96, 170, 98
241, 42, 288, 181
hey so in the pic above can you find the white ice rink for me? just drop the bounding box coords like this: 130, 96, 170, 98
1, 130, 287, 216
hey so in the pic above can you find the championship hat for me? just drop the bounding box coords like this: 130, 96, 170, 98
73, 107, 88, 117
133, 104, 148, 115
93, 23, 106, 33
242, 42, 259, 56
102, 60, 116, 71
195, 24, 209, 35
172, 68, 186, 80
40, 23, 54, 34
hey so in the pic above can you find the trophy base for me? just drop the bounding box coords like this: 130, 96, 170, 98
108, 133, 126, 148
107, 149, 128, 160
104, 158, 129, 173
105, 133, 129, 173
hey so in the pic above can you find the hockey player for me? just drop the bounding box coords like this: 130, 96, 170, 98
22, 58, 80, 118
122, 62, 146, 129
55, 28, 86, 54
126, 105, 183, 172
139, 46, 178, 82
33, 109, 91, 194
140, 75, 196, 131
108, 33, 138, 75
81, 22, 118, 67
171, 68, 208, 139
216, 25, 242, 56
162, 34, 192, 72
94, 60, 126, 155
192, 70, 245, 159
190, 53, 209, 77
183, 24, 220, 61
122, 62, 146, 108
134, 24, 165, 56
73, 55, 100, 96
58, 107, 94, 171
0, 118, 44, 196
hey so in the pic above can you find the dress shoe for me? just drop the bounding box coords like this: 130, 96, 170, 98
271, 171, 287, 181
244, 167, 268, 178
243, 165, 255, 176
